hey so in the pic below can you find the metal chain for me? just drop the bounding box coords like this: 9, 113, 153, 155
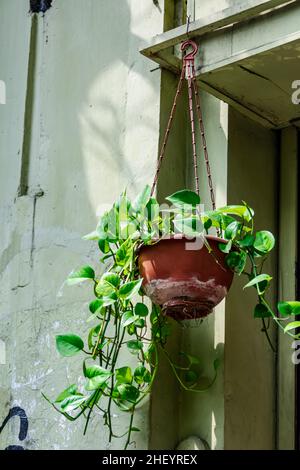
186, 63, 200, 196
151, 65, 186, 196
151, 40, 217, 213
191, 66, 216, 210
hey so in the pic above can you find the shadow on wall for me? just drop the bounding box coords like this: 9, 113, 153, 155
0, 0, 162, 452
76, 1, 159, 215
6, 0, 163, 451
1, 0, 228, 451
177, 321, 225, 450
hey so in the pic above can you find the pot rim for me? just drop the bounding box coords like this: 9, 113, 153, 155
137, 233, 229, 254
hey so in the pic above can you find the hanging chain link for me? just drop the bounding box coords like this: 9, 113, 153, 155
151, 39, 217, 212
191, 66, 216, 210
186, 61, 200, 196
151, 66, 185, 196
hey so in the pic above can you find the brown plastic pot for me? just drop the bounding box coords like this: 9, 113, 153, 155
138, 235, 234, 321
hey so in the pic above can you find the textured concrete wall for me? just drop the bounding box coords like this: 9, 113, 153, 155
0, 0, 164, 450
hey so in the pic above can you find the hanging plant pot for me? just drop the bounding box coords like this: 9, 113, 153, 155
138, 235, 234, 321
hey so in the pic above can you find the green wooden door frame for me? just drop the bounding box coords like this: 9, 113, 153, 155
278, 127, 298, 449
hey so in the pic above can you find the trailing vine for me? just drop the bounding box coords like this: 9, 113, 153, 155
44, 186, 300, 448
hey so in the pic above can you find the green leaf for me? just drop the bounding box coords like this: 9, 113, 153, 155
127, 340, 143, 354
56, 334, 84, 357
105, 207, 119, 242
226, 251, 246, 274
127, 323, 136, 336
131, 427, 140, 432
98, 238, 110, 254
82, 230, 100, 241
238, 234, 255, 248
101, 272, 120, 288
287, 301, 300, 315
134, 365, 151, 385
89, 299, 104, 314
115, 239, 133, 267
134, 318, 145, 328
55, 384, 78, 403
173, 216, 203, 236
67, 266, 95, 285
287, 302, 300, 314
84, 364, 107, 379
166, 190, 200, 207
204, 219, 212, 232
115, 193, 131, 218
120, 221, 139, 240
144, 343, 155, 361
84, 365, 112, 391
87, 324, 101, 349
224, 221, 241, 240
179, 351, 201, 366
215, 205, 254, 222
253, 231, 275, 254
119, 279, 143, 300
152, 322, 171, 342
135, 303, 149, 317
184, 370, 199, 384
213, 358, 221, 371
117, 384, 140, 403
146, 197, 160, 221
278, 301, 292, 316
133, 185, 151, 212
202, 211, 240, 234
278, 301, 300, 316
284, 322, 300, 333
254, 303, 271, 318
219, 240, 232, 254
121, 311, 138, 328
93, 212, 109, 240
60, 394, 87, 412
103, 293, 118, 306
116, 367, 133, 384
91, 295, 115, 309
244, 274, 272, 289
95, 280, 116, 297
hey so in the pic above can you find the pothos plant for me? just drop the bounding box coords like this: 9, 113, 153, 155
44, 185, 300, 449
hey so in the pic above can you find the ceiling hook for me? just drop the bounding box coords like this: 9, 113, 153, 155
181, 39, 198, 62
186, 14, 191, 36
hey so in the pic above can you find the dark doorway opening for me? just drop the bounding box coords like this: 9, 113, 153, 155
295, 130, 300, 450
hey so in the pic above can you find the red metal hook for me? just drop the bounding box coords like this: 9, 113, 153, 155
181, 39, 198, 62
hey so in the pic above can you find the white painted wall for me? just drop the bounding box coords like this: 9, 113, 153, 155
189, 0, 232, 20
0, 0, 164, 450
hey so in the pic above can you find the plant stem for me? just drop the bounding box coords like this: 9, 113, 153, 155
248, 252, 277, 351
261, 317, 276, 353
106, 314, 120, 442
161, 345, 218, 393
124, 407, 135, 450
83, 388, 102, 435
